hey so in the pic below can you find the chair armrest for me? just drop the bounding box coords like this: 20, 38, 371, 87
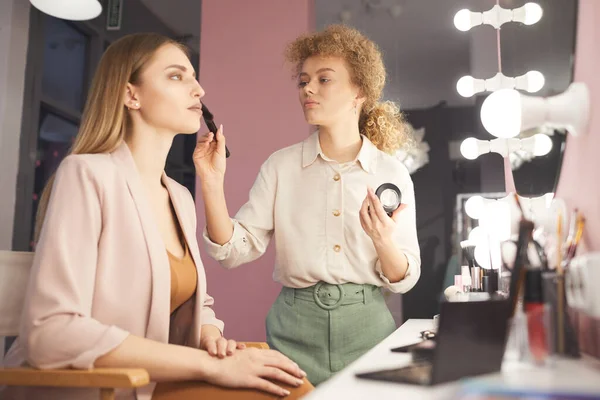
0, 367, 150, 388
240, 342, 269, 349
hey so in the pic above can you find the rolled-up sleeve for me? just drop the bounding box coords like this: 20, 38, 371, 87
375, 172, 421, 294
199, 291, 224, 333
21, 156, 129, 370
202, 158, 276, 269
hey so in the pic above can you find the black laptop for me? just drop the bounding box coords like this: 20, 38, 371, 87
355, 298, 511, 386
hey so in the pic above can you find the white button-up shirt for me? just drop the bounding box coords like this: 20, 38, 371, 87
203, 132, 421, 293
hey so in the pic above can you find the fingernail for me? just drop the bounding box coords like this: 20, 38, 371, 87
296, 379, 303, 386
283, 390, 291, 396
301, 370, 307, 377
219, 124, 223, 132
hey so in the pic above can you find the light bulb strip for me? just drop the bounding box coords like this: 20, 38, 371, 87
467, 193, 553, 213
455, 3, 543, 31
460, 135, 552, 160
457, 71, 545, 98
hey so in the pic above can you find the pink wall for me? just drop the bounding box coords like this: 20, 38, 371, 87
556, 0, 600, 252
196, 0, 314, 341
555, 0, 600, 359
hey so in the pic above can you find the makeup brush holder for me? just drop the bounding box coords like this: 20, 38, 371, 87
542, 271, 580, 358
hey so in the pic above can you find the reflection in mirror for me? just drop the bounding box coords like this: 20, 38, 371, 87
511, 128, 567, 197
316, 0, 578, 321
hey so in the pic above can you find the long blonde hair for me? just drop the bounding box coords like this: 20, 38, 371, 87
285, 24, 414, 154
34, 33, 188, 242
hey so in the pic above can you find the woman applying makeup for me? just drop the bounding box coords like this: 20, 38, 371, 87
197, 25, 421, 386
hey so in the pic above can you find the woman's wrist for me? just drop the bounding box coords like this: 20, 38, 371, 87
192, 348, 221, 381
200, 176, 225, 191
372, 235, 394, 250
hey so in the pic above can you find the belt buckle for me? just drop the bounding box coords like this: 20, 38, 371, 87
313, 282, 345, 310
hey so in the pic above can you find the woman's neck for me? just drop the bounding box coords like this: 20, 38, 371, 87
318, 119, 362, 163
125, 125, 175, 189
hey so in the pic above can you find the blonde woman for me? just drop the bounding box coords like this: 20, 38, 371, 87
196, 24, 422, 385
3, 33, 308, 399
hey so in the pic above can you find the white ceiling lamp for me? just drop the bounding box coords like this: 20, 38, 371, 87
454, 2, 543, 32
30, 0, 102, 21
460, 134, 553, 160
480, 83, 590, 139
456, 71, 545, 98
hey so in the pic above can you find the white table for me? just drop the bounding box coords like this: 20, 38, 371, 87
304, 319, 600, 399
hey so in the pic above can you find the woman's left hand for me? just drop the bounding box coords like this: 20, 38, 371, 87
359, 187, 407, 245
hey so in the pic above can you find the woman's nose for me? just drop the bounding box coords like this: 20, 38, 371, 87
193, 80, 205, 98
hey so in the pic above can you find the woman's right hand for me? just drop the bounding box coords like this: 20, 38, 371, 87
193, 124, 227, 184
204, 347, 307, 397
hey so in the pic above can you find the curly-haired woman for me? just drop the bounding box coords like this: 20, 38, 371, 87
195, 24, 422, 386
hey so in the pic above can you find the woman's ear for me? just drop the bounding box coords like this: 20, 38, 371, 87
354, 89, 367, 107
354, 95, 367, 113
124, 83, 140, 110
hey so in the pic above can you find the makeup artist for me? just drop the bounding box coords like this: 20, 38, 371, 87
195, 25, 421, 386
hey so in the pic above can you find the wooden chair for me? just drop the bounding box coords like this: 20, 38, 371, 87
0, 251, 293, 400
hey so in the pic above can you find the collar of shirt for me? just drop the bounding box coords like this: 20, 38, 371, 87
301, 131, 378, 174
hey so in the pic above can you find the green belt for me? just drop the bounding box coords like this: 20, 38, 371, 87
283, 282, 376, 310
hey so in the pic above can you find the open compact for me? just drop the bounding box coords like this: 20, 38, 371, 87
375, 183, 402, 216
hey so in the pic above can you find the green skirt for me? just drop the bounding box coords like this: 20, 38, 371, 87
266, 282, 396, 386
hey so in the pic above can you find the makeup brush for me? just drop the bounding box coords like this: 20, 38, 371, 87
201, 103, 230, 158
460, 240, 476, 269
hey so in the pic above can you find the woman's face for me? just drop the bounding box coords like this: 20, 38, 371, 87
127, 43, 205, 135
298, 56, 362, 126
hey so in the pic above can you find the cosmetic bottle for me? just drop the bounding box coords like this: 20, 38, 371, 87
524, 268, 548, 364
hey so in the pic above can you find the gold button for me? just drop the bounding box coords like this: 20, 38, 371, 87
333, 209, 341, 217
333, 244, 341, 252
333, 174, 340, 181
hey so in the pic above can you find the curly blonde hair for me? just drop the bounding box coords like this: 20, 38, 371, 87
285, 24, 413, 154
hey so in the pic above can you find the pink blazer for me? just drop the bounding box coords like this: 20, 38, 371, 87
3, 143, 224, 400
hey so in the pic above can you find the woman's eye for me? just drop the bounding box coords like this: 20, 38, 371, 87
320, 78, 330, 83
170, 74, 183, 81
298, 81, 308, 88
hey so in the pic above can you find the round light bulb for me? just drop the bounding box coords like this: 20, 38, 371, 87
480, 202, 512, 241
523, 2, 543, 25
465, 196, 485, 220
30, 0, 102, 21
468, 226, 485, 245
532, 133, 553, 156
474, 243, 492, 269
454, 9, 472, 31
460, 137, 479, 160
480, 89, 522, 138
457, 76, 475, 97
526, 70, 545, 92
